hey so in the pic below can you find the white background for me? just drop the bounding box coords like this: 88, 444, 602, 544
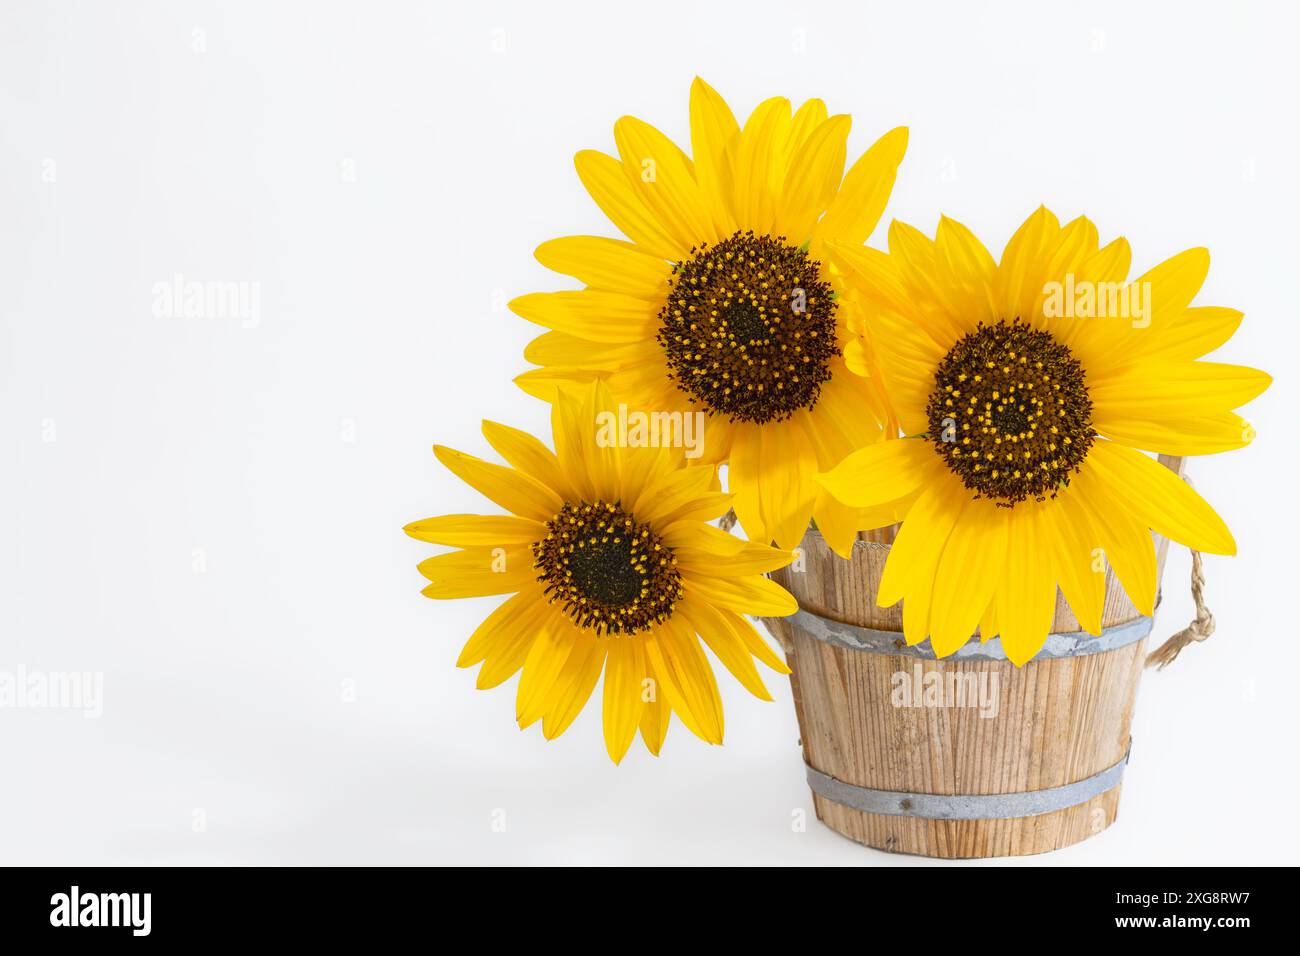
1, 0, 1296, 865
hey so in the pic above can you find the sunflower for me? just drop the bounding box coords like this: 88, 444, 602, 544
510, 78, 908, 554
816, 206, 1271, 665
405, 381, 797, 761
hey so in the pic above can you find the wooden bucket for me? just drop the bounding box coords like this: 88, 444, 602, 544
766, 455, 1183, 858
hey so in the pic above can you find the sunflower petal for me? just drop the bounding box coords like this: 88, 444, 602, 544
404, 514, 543, 547
638, 656, 672, 755
1071, 461, 1157, 615
998, 504, 1058, 666
689, 77, 740, 235
509, 290, 657, 344
994, 205, 1060, 324
481, 419, 577, 501
633, 463, 718, 525
524, 332, 641, 373
813, 126, 908, 247
812, 487, 863, 559
642, 629, 709, 742
684, 573, 797, 617
434, 445, 563, 522
548, 386, 596, 501
928, 500, 1008, 656
723, 610, 791, 674
658, 618, 725, 743
457, 592, 540, 668
541, 632, 606, 740
1088, 441, 1236, 554
574, 149, 685, 260
678, 541, 795, 576
1139, 306, 1243, 362
515, 620, 578, 728
614, 115, 718, 250
602, 636, 646, 762
876, 477, 963, 611
732, 96, 790, 233
660, 520, 747, 556
534, 235, 670, 297
815, 438, 935, 508
1050, 488, 1106, 635
1137, 247, 1210, 329
935, 215, 999, 326
417, 546, 533, 599
777, 114, 850, 242
1090, 360, 1270, 418
756, 419, 818, 550
1096, 411, 1255, 456
474, 603, 546, 689
679, 599, 772, 701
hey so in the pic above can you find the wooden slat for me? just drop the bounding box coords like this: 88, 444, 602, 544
769, 457, 1182, 858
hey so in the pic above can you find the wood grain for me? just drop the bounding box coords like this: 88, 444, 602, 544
767, 456, 1183, 858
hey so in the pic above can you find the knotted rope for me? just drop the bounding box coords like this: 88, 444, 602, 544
1145, 549, 1215, 669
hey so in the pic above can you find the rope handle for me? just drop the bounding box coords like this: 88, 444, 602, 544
1144, 456, 1216, 669
1145, 548, 1215, 669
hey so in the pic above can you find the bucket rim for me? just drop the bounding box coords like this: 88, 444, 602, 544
778, 605, 1152, 661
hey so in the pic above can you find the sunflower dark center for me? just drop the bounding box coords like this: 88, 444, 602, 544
656, 230, 840, 423
532, 501, 682, 635
926, 320, 1095, 506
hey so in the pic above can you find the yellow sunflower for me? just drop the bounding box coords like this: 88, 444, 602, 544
405, 381, 797, 762
510, 78, 908, 553
816, 206, 1271, 665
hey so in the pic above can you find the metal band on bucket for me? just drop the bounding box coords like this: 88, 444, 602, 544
784, 606, 1153, 662
806, 747, 1131, 820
